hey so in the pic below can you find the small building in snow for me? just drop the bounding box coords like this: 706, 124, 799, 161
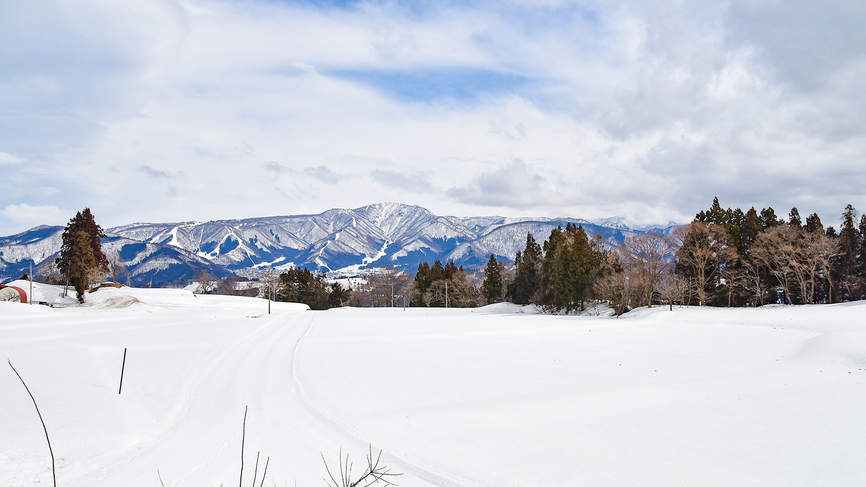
0, 285, 27, 303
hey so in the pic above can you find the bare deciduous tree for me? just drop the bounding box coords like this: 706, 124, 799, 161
86, 265, 107, 291
593, 271, 630, 315
675, 222, 736, 306
107, 252, 128, 284
257, 268, 280, 301
363, 268, 412, 307
656, 272, 691, 310
195, 269, 217, 294
750, 225, 802, 303
620, 233, 674, 307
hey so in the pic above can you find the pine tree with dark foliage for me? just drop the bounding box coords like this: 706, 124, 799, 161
838, 204, 862, 300
805, 213, 824, 234
277, 267, 330, 309
56, 208, 108, 302
430, 260, 446, 282
412, 262, 432, 306
327, 282, 351, 308
858, 215, 866, 278
482, 254, 504, 305
510, 233, 542, 305
739, 207, 763, 256
760, 207, 783, 229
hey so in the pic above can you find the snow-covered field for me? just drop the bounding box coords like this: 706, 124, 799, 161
2, 284, 865, 486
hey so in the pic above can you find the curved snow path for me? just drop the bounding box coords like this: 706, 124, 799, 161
22, 306, 462, 487
290, 313, 473, 487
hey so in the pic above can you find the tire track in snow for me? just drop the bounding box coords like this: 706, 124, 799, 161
289, 313, 476, 487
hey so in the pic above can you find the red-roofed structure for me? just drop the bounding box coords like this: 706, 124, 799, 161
0, 285, 27, 303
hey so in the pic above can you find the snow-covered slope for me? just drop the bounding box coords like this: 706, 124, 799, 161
2, 290, 864, 486
0, 203, 681, 284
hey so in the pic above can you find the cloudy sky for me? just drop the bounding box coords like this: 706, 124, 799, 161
1, 0, 864, 235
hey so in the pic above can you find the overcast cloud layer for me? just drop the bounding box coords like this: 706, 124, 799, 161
1, 0, 864, 235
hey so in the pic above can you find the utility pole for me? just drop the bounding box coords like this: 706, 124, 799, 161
445, 281, 449, 308
29, 262, 33, 305
391, 282, 394, 307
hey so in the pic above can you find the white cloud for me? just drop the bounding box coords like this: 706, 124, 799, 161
0, 152, 23, 165
1, 204, 68, 234
0, 0, 863, 234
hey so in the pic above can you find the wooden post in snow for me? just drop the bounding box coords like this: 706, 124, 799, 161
118, 348, 127, 394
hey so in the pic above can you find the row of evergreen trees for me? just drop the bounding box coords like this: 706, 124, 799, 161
408, 223, 612, 311
480, 224, 611, 312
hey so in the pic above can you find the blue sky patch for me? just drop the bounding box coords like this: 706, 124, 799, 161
328, 68, 534, 102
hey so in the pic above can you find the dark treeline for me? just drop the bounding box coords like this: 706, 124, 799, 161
410, 224, 612, 311
480, 223, 613, 312
274, 267, 351, 310
673, 198, 865, 307
412, 259, 479, 307
267, 198, 866, 313
483, 198, 866, 313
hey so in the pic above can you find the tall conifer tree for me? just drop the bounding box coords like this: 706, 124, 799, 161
482, 254, 503, 304
511, 233, 542, 304
56, 208, 108, 301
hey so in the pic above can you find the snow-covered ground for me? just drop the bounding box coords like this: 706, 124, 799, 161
2, 284, 865, 486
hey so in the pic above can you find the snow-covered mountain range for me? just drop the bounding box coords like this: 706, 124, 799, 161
0, 203, 679, 286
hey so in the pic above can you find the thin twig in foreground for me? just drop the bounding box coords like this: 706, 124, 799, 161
8, 359, 57, 487
259, 456, 270, 487
322, 445, 402, 487
240, 405, 249, 487
252, 450, 261, 487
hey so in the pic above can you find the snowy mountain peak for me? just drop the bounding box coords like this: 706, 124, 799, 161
0, 203, 678, 285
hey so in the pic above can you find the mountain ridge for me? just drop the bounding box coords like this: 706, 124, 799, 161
0, 203, 681, 286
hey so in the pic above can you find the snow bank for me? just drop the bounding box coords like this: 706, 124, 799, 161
1, 296, 864, 486
3, 280, 78, 306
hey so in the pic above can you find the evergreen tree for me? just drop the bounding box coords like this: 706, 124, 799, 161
430, 260, 446, 282
444, 261, 458, 280
789, 207, 802, 228
67, 230, 98, 300
412, 262, 432, 306
728, 208, 746, 252
539, 226, 565, 307
507, 249, 522, 301
739, 207, 763, 256
760, 207, 782, 229
538, 224, 594, 312
859, 215, 866, 276
805, 213, 824, 234
837, 204, 863, 300
839, 204, 859, 277
564, 224, 594, 311
277, 267, 330, 309
510, 233, 542, 304
696, 197, 728, 225
482, 254, 504, 304
327, 282, 352, 308
56, 208, 108, 301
